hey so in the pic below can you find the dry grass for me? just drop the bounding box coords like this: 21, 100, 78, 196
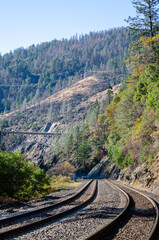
50, 175, 82, 192
77, 83, 121, 108
0, 76, 121, 120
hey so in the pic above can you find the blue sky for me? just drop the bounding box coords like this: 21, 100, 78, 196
0, 0, 136, 55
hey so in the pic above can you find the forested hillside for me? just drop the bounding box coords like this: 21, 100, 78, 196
1, 0, 159, 201
51, 0, 159, 184
103, 0, 159, 169
1, 0, 159, 202
0, 28, 130, 113
87, 0, 159, 187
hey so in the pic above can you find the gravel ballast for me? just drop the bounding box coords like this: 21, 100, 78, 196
13, 179, 126, 240
0, 180, 96, 233
108, 182, 156, 240
0, 180, 87, 220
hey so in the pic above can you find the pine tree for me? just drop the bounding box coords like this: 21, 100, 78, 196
126, 0, 159, 38
126, 0, 159, 65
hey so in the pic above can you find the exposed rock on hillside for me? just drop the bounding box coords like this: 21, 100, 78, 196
90, 155, 159, 193
0, 77, 120, 166
87, 156, 120, 179
119, 155, 159, 193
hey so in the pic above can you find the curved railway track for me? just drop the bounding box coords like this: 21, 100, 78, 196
21, 179, 128, 240
1, 179, 158, 240
84, 180, 159, 240
0, 180, 90, 217
0, 180, 97, 239
0, 180, 93, 224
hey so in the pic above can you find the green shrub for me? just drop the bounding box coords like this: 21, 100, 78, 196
139, 144, 147, 163
0, 151, 51, 201
146, 154, 153, 167
114, 148, 124, 168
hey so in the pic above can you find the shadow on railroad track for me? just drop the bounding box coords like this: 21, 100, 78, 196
63, 206, 125, 223
0, 196, 71, 214
12, 206, 125, 240
85, 195, 156, 240
132, 207, 155, 217
0, 196, 63, 210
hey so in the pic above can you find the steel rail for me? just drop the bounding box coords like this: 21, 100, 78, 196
84, 180, 159, 240
112, 181, 159, 240
0, 179, 93, 225
0, 180, 97, 239
83, 180, 130, 240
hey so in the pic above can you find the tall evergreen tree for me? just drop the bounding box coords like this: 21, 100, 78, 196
126, 0, 159, 38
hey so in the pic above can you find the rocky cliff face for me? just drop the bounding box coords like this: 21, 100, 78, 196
87, 156, 120, 179
118, 155, 159, 193
95, 155, 159, 193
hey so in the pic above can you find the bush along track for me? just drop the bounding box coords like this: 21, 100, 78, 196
0, 180, 97, 239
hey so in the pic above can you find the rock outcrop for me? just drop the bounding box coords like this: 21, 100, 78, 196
87, 156, 120, 179
119, 155, 159, 193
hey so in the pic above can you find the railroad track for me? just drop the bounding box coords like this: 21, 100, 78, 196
0, 179, 92, 224
84, 180, 159, 240
0, 179, 97, 239
24, 179, 128, 240
0, 180, 90, 215
1, 179, 158, 240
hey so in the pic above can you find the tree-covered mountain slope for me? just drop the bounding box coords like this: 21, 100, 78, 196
1, 0, 159, 200
89, 0, 159, 190
0, 76, 121, 128
0, 27, 129, 171
0, 80, 120, 189
0, 27, 130, 113
95, 34, 159, 190
47, 0, 159, 189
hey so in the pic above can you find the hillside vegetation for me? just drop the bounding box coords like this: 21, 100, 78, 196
105, 34, 159, 167
49, 0, 159, 184
88, 0, 159, 187
0, 28, 130, 113
53, 34, 159, 181
0, 151, 51, 200
1, 0, 159, 195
